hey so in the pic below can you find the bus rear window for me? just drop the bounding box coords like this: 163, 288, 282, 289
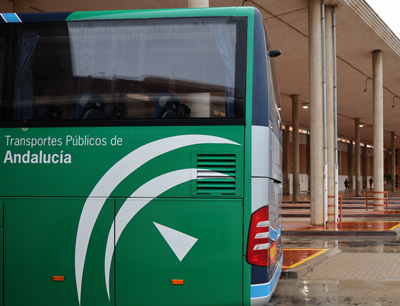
0, 17, 246, 124
0, 27, 5, 110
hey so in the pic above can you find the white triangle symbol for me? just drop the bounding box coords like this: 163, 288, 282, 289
153, 222, 198, 261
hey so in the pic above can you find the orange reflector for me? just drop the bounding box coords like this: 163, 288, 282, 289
53, 276, 64, 281
171, 279, 184, 285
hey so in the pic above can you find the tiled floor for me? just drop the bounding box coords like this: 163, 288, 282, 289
301, 253, 400, 280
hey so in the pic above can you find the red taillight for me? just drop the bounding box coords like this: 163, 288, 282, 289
246, 206, 270, 267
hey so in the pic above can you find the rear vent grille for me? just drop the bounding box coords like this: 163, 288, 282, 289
196, 154, 236, 195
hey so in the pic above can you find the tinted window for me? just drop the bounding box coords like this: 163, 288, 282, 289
1, 17, 246, 125
0, 26, 5, 118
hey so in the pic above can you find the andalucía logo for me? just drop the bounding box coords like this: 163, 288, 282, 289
3, 150, 71, 164
74, 134, 241, 304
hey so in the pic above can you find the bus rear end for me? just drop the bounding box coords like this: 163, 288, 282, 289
0, 7, 281, 306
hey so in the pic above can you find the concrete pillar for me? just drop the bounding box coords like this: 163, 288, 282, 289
392, 133, 396, 192
292, 95, 300, 202
309, 0, 324, 225
283, 125, 291, 195
362, 146, 368, 190
187, 0, 211, 116
385, 151, 389, 177
348, 143, 353, 188
188, 0, 209, 7
367, 150, 371, 177
307, 134, 311, 192
372, 50, 384, 210
325, 5, 335, 222
187, 93, 211, 117
13, 0, 30, 12
355, 118, 362, 195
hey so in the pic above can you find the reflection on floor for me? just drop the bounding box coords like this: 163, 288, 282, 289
280, 192, 400, 272
283, 221, 400, 232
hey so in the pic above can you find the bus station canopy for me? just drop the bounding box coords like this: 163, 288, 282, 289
2, 0, 400, 148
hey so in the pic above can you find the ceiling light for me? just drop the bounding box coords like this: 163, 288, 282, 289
364, 77, 372, 92
302, 103, 309, 109
359, 123, 364, 127
393, 96, 400, 108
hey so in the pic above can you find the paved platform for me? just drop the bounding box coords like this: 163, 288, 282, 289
280, 242, 400, 280
282, 248, 328, 270
280, 191, 400, 280
281, 248, 340, 279
301, 252, 400, 280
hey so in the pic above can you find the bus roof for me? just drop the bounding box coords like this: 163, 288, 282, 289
0, 7, 255, 23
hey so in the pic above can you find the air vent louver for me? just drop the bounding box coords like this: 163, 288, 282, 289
196, 154, 236, 195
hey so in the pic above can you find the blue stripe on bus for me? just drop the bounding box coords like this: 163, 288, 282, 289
270, 225, 281, 241
250, 256, 282, 299
1, 13, 21, 23
251, 225, 282, 284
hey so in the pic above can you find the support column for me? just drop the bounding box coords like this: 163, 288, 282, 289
367, 150, 372, 182
392, 133, 396, 192
307, 134, 311, 193
309, 0, 324, 225
362, 146, 368, 190
292, 95, 300, 202
325, 6, 337, 222
355, 118, 362, 195
332, 6, 339, 221
13, 0, 30, 12
373, 50, 384, 210
188, 0, 209, 7
385, 151, 389, 179
187, 1, 210, 114
325, 5, 335, 222
348, 143, 353, 188
283, 125, 291, 195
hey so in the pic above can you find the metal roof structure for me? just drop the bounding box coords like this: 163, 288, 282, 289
1, 0, 400, 148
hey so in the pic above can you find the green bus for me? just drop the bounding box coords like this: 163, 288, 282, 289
0, 6, 282, 306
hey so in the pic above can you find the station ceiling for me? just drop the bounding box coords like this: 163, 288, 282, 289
1, 0, 400, 148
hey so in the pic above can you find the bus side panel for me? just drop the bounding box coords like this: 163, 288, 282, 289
4, 198, 115, 306
0, 200, 2, 306
115, 198, 243, 306
250, 126, 282, 304
0, 227, 2, 306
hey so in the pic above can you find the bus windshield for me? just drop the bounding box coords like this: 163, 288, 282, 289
0, 17, 246, 123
